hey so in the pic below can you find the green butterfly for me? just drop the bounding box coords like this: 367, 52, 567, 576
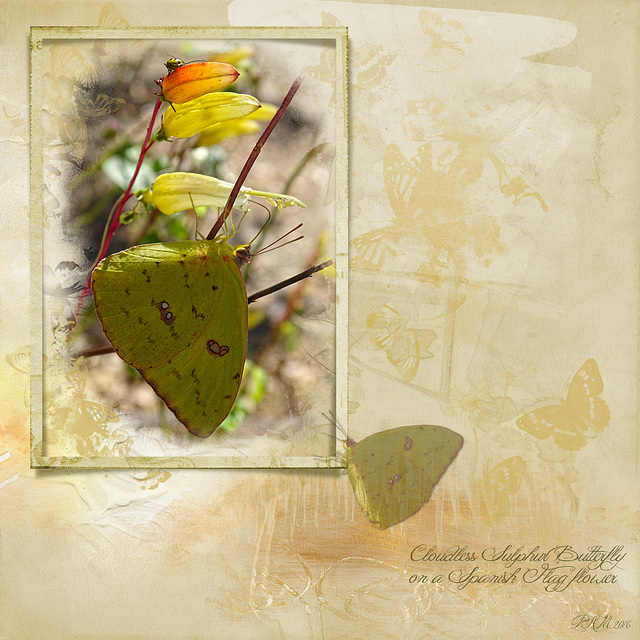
346, 425, 464, 529
92, 237, 250, 438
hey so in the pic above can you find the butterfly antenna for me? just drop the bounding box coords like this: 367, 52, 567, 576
321, 411, 347, 438
253, 223, 304, 256
246, 199, 272, 245
220, 436, 249, 456
300, 342, 334, 375
255, 235, 304, 256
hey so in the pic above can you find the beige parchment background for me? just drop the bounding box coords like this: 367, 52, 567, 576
1, 0, 639, 638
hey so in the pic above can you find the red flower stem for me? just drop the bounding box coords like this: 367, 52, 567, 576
73, 96, 164, 324
206, 74, 304, 240
95, 96, 163, 266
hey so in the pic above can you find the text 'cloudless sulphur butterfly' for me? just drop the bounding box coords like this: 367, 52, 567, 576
346, 425, 464, 529
92, 237, 250, 438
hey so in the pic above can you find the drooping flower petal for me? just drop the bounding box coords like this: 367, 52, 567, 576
243, 103, 278, 122
140, 172, 251, 214
196, 103, 278, 147
160, 92, 261, 139
139, 172, 306, 216
196, 119, 261, 147
246, 189, 306, 210
160, 62, 239, 104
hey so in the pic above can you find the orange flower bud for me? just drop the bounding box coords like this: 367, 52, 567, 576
160, 62, 239, 104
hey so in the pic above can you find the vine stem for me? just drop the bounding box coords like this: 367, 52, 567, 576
73, 96, 164, 324
247, 259, 333, 304
95, 96, 164, 265
206, 74, 305, 240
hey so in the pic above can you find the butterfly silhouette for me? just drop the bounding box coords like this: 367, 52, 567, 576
477, 456, 526, 525
6, 347, 50, 408
516, 359, 610, 451
308, 13, 396, 105
366, 304, 436, 382
98, 2, 131, 28
352, 144, 427, 271
352, 143, 468, 272
420, 9, 472, 72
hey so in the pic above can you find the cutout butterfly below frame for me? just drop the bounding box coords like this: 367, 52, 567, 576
346, 424, 463, 529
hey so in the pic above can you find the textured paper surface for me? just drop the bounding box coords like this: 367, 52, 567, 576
2, 0, 640, 638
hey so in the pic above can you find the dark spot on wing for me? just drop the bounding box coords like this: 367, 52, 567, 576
156, 300, 175, 325
207, 339, 229, 357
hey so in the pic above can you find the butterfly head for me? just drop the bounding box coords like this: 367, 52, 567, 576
344, 436, 357, 449
233, 244, 252, 268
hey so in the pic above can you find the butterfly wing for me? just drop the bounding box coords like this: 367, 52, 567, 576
306, 48, 335, 84
351, 226, 400, 271
366, 306, 420, 381
92, 239, 247, 438
515, 404, 589, 450
347, 425, 463, 529
517, 360, 610, 451
366, 306, 435, 382
565, 359, 610, 433
351, 145, 423, 271
383, 144, 422, 220
478, 456, 526, 525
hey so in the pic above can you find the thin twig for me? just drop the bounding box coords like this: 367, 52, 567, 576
95, 96, 163, 267
247, 259, 333, 304
206, 74, 305, 240
244, 142, 333, 280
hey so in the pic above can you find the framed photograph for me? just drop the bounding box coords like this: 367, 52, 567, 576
30, 27, 348, 468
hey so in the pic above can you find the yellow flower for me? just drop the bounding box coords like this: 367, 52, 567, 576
196, 103, 278, 147
139, 172, 306, 215
160, 61, 239, 104
159, 92, 261, 139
